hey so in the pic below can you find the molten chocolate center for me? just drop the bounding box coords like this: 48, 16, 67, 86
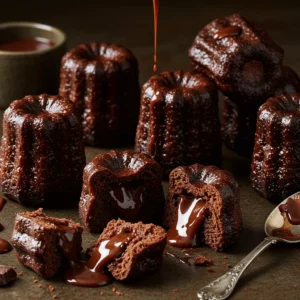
65, 232, 133, 287
0, 37, 55, 52
214, 26, 241, 40
109, 184, 145, 222
167, 195, 208, 248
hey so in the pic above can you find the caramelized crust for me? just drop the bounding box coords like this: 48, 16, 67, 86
0, 94, 85, 207
59, 42, 140, 147
189, 14, 284, 103
251, 93, 300, 202
135, 70, 221, 176
164, 164, 242, 251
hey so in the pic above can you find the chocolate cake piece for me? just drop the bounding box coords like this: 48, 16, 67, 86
164, 164, 242, 251
189, 14, 284, 103
88, 219, 167, 280
251, 93, 300, 203
11, 209, 83, 278
79, 150, 165, 232
0, 265, 17, 286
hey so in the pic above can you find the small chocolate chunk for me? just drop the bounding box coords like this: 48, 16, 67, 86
0, 265, 17, 285
193, 255, 213, 266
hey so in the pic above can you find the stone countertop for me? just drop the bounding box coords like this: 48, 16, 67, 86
1, 1, 300, 299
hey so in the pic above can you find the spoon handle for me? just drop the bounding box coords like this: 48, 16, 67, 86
197, 237, 277, 300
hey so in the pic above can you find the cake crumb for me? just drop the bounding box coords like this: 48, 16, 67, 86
173, 288, 179, 292
49, 285, 55, 292
33, 279, 38, 283
52, 295, 58, 299
223, 256, 228, 259
100, 291, 104, 296
194, 255, 213, 266
112, 287, 116, 292
294, 284, 297, 288
18, 272, 23, 276
37, 284, 42, 288
206, 267, 214, 272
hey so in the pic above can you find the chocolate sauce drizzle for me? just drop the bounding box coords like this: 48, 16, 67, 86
153, 0, 159, 72
65, 232, 133, 287
167, 195, 208, 248
214, 26, 241, 40
272, 196, 300, 240
0, 37, 55, 52
109, 185, 145, 222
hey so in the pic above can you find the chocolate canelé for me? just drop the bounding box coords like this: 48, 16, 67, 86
189, 14, 284, 103
79, 150, 165, 232
11, 209, 83, 279
164, 164, 242, 251
59, 42, 140, 147
135, 70, 222, 176
251, 93, 300, 203
0, 94, 86, 207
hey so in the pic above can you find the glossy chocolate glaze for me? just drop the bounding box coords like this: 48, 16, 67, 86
0, 94, 85, 207
79, 150, 165, 233
109, 184, 146, 222
164, 164, 242, 251
167, 195, 208, 247
59, 42, 140, 147
272, 197, 300, 241
65, 232, 133, 287
135, 71, 221, 176
153, 0, 159, 72
279, 197, 300, 225
189, 14, 284, 103
251, 93, 300, 203
0, 238, 12, 254
214, 25, 241, 40
0, 197, 6, 212
0, 37, 55, 52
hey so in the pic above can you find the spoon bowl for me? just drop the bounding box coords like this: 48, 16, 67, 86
197, 191, 300, 300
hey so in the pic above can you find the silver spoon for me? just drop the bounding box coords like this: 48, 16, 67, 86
197, 191, 300, 300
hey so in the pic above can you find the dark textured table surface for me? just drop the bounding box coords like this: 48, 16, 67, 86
1, 0, 300, 299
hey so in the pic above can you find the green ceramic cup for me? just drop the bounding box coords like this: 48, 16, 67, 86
0, 22, 67, 108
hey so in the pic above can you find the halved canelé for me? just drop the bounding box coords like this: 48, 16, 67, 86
164, 164, 242, 251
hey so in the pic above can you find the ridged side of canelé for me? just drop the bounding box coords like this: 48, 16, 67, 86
251, 93, 300, 203
0, 94, 85, 207
135, 70, 221, 176
59, 42, 140, 147
164, 164, 242, 251
189, 14, 284, 102
79, 150, 165, 232
88, 219, 166, 280
11, 209, 83, 278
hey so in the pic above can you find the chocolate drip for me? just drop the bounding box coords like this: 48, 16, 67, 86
65, 232, 133, 287
214, 26, 241, 40
153, 0, 159, 72
279, 197, 300, 225
0, 238, 12, 254
109, 185, 145, 222
0, 37, 55, 52
167, 195, 208, 247
57, 227, 79, 261
0, 197, 6, 212
272, 196, 300, 240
